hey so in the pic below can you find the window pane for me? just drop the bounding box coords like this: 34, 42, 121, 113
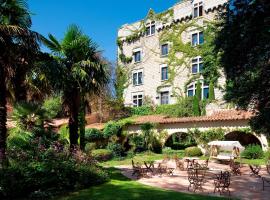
151, 25, 155, 35
192, 64, 198, 74
133, 73, 137, 85
188, 90, 194, 97
199, 5, 203, 16
161, 44, 168, 56
138, 95, 143, 98
203, 87, 209, 99
161, 92, 169, 105
199, 32, 204, 44
138, 72, 142, 84
194, 7, 198, 18
138, 98, 143, 107
161, 67, 168, 80
146, 27, 150, 36
199, 63, 203, 72
192, 33, 198, 46
134, 51, 141, 62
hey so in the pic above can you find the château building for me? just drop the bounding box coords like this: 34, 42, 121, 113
117, 0, 227, 107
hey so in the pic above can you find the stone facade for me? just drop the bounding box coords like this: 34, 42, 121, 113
118, 0, 227, 107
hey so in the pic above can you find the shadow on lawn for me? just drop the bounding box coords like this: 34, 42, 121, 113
59, 167, 228, 200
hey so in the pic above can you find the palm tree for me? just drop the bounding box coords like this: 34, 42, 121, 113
0, 0, 40, 166
43, 25, 108, 149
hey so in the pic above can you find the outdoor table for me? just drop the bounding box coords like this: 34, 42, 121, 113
144, 161, 155, 173
184, 157, 199, 169
167, 167, 174, 176
208, 168, 223, 179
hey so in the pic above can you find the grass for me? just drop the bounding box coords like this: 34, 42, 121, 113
58, 168, 227, 200
100, 150, 185, 167
237, 158, 266, 165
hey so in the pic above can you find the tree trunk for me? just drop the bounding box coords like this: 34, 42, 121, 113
79, 94, 86, 150
68, 89, 80, 150
0, 66, 7, 167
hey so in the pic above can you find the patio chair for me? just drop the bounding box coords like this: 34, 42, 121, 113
261, 162, 270, 190
187, 168, 206, 192
214, 171, 231, 196
249, 165, 261, 177
175, 158, 185, 171
229, 159, 241, 176
201, 159, 209, 169
132, 160, 145, 178
157, 162, 167, 176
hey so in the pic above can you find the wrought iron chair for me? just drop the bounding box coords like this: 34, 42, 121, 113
175, 157, 185, 171
230, 159, 241, 175
261, 161, 270, 190
187, 168, 206, 192
214, 171, 231, 195
131, 160, 145, 178
249, 165, 261, 177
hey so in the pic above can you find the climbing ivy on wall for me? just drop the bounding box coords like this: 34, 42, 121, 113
116, 9, 222, 107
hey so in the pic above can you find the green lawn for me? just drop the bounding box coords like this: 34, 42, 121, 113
58, 168, 227, 200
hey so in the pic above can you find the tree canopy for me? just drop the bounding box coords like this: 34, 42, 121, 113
215, 0, 270, 135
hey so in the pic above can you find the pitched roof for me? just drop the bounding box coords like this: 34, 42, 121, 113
132, 109, 254, 125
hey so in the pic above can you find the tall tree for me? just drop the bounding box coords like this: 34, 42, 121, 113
43, 25, 108, 149
0, 0, 40, 166
215, 0, 270, 134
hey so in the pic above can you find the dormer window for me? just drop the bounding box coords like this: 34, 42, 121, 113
146, 21, 155, 36
193, 2, 203, 18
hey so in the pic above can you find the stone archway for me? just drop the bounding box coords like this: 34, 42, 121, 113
224, 131, 262, 147
164, 132, 196, 150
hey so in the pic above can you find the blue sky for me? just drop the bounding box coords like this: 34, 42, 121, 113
28, 0, 179, 63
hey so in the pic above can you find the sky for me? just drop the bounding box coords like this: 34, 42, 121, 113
28, 0, 179, 63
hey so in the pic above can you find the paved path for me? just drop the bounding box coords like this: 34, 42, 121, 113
116, 160, 270, 200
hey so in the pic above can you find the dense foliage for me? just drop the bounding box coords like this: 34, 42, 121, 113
241, 144, 264, 159
215, 0, 270, 135
184, 146, 203, 157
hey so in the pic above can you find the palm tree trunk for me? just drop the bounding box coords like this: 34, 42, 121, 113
0, 66, 7, 167
68, 89, 80, 150
79, 94, 86, 150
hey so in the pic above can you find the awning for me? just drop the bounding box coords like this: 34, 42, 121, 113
208, 141, 245, 151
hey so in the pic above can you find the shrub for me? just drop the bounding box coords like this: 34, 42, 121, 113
241, 144, 264, 159
42, 96, 62, 119
103, 121, 121, 138
92, 149, 113, 161
85, 142, 96, 154
85, 128, 103, 142
107, 143, 124, 157
151, 137, 162, 154
130, 106, 153, 116
184, 146, 203, 157
264, 148, 270, 161
58, 124, 69, 143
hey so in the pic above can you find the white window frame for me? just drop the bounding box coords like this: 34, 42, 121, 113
132, 93, 144, 107
160, 91, 170, 105
146, 21, 156, 37
193, 1, 203, 18
133, 50, 141, 63
191, 56, 203, 74
132, 70, 143, 86
161, 43, 169, 57
160, 64, 169, 81
191, 31, 204, 46
187, 81, 210, 99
